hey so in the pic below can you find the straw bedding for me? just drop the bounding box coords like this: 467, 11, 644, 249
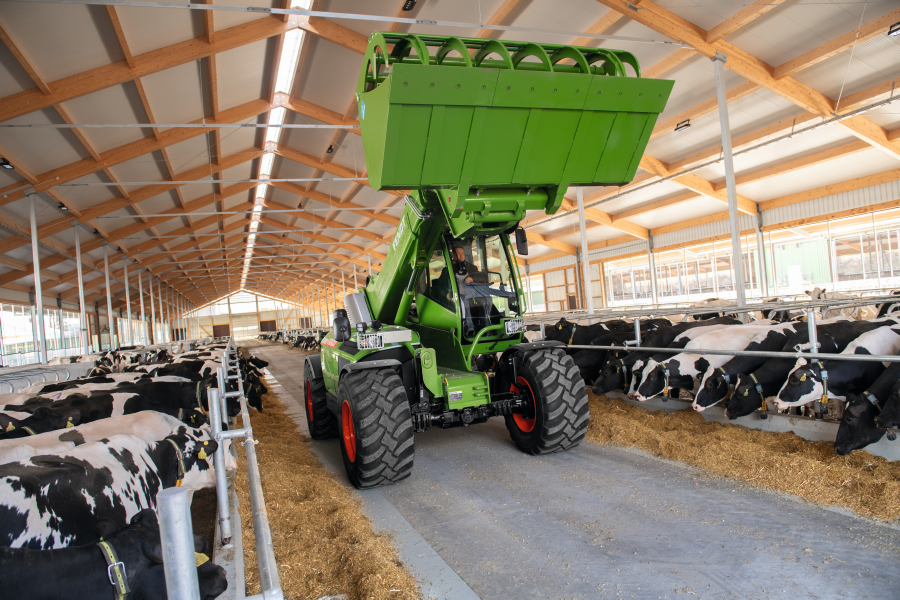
231, 381, 419, 600
587, 391, 900, 521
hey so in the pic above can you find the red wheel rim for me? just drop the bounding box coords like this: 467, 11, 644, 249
341, 400, 357, 462
510, 375, 537, 433
305, 379, 313, 422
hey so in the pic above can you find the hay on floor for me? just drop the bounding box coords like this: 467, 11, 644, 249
231, 380, 419, 600
587, 391, 900, 521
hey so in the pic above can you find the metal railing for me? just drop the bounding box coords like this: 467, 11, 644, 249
0, 366, 74, 392
158, 337, 282, 600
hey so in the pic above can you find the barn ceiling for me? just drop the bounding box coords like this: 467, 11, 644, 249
0, 0, 897, 313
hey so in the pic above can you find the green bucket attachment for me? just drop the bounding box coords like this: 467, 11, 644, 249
356, 33, 674, 220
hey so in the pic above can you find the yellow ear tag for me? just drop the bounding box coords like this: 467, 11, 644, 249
743, 390, 748, 396
800, 374, 807, 381
5, 423, 14, 432
195, 552, 210, 567
198, 448, 207, 460
65, 418, 74, 428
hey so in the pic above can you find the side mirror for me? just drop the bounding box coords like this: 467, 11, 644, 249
332, 309, 350, 343
515, 227, 528, 256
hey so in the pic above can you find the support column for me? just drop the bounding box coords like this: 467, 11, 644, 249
648, 236, 659, 305
755, 212, 769, 297
713, 51, 747, 321
103, 243, 116, 351
149, 273, 156, 344
157, 277, 164, 343
28, 193, 48, 364
138, 267, 146, 344
575, 187, 595, 319
73, 224, 89, 354
124, 259, 133, 346
354, 263, 358, 289
524, 263, 533, 313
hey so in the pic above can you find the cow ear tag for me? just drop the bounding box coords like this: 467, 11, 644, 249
743, 390, 748, 396
800, 374, 807, 381
5, 423, 14, 432
65, 417, 74, 428
198, 441, 209, 461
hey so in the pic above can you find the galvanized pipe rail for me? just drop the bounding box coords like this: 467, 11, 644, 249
160, 337, 283, 600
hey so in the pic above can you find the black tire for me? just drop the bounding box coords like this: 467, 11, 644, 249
338, 368, 415, 489
304, 360, 336, 439
505, 348, 589, 455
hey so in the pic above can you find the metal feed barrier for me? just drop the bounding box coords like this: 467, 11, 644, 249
0, 367, 73, 393
158, 337, 282, 600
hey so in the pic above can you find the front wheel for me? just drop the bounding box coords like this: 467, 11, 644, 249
505, 349, 589, 455
338, 368, 415, 489
304, 359, 336, 439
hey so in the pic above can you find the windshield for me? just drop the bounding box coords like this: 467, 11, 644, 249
449, 235, 521, 339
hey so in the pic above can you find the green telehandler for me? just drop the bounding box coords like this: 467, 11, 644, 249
303, 33, 673, 489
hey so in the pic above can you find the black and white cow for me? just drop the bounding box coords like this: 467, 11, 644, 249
0, 406, 82, 439
1, 392, 209, 432
692, 321, 808, 411
0, 509, 228, 599
725, 318, 899, 420
0, 429, 218, 549
590, 316, 741, 396
633, 323, 777, 402
571, 332, 636, 384
0, 411, 203, 465
874, 377, 900, 430
833, 362, 900, 455
775, 326, 900, 411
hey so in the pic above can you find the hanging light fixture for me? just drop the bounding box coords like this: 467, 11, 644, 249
326, 144, 334, 154
674, 119, 691, 132
0, 158, 13, 169
58, 202, 68, 210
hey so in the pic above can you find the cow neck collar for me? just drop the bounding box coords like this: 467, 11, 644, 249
813, 360, 829, 417
97, 540, 130, 600
165, 439, 186, 487
862, 391, 898, 442
568, 324, 577, 345
615, 359, 630, 392
748, 373, 766, 413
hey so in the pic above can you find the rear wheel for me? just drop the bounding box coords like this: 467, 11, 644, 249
505, 348, 589, 455
338, 368, 415, 489
304, 360, 336, 439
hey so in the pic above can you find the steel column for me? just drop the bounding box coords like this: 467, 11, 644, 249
73, 224, 89, 354
575, 187, 595, 319
713, 51, 747, 321
157, 488, 202, 600
28, 193, 48, 364
158, 277, 164, 342
755, 211, 769, 297
124, 259, 133, 346
103, 244, 116, 351
647, 236, 659, 305
137, 268, 145, 344
149, 273, 156, 344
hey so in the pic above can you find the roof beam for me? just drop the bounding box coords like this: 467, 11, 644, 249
774, 8, 900, 79
706, 0, 788, 43
572, 9, 624, 46
297, 16, 368, 54
475, 0, 523, 39
0, 17, 289, 123
598, 0, 900, 160
0, 19, 51, 93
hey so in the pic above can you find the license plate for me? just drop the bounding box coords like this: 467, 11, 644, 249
505, 319, 525, 334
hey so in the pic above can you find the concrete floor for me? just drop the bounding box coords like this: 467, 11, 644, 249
243, 340, 900, 600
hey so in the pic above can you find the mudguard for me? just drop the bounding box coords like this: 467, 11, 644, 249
305, 354, 323, 380
339, 358, 403, 377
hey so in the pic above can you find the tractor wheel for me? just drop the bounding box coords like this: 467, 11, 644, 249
505, 348, 589, 455
304, 360, 336, 439
338, 368, 415, 489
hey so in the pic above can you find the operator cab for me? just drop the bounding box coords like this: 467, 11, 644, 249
414, 234, 521, 340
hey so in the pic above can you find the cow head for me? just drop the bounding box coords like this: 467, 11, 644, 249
694, 368, 729, 411
834, 394, 887, 455
0, 406, 81, 438
95, 509, 228, 600
634, 360, 668, 402
542, 318, 571, 343
249, 356, 268, 369
155, 428, 221, 489
775, 359, 822, 408
87, 366, 112, 377
592, 358, 629, 396
875, 379, 900, 429
726, 374, 766, 420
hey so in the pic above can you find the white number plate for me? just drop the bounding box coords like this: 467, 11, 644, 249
505, 319, 525, 334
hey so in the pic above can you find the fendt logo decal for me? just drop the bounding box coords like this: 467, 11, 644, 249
392, 217, 407, 252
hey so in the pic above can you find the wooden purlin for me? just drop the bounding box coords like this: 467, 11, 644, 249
596, 0, 900, 159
